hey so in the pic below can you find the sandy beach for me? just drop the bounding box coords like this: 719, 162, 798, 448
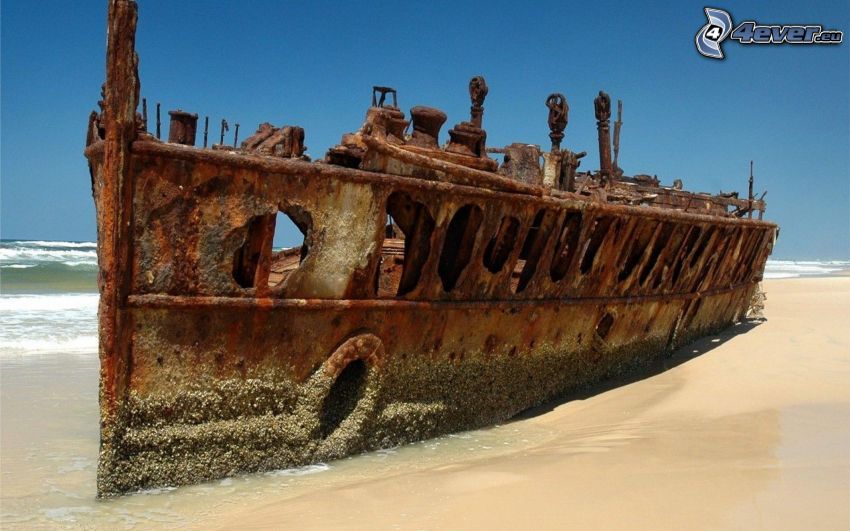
207, 275, 850, 530
2, 275, 849, 529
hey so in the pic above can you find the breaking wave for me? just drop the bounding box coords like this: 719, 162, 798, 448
763, 260, 850, 279
0, 293, 99, 357
0, 240, 98, 270
1, 241, 98, 294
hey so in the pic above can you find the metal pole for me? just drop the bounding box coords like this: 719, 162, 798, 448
155, 103, 161, 139
220, 119, 228, 145
748, 160, 754, 219
203, 116, 209, 148
613, 99, 623, 170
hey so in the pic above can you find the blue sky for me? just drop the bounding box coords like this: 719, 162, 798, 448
2, 0, 848, 259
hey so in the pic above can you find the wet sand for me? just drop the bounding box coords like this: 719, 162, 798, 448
2, 276, 849, 529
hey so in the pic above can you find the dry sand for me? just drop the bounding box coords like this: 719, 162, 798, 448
213, 276, 850, 530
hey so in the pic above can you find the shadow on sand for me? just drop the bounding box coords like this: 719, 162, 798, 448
514, 318, 766, 421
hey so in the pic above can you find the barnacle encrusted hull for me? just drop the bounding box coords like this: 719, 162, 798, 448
87, 0, 776, 496
97, 284, 754, 495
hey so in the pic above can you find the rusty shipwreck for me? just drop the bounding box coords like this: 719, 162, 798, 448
85, 0, 777, 496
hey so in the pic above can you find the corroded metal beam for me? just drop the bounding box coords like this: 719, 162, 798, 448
93, 0, 138, 497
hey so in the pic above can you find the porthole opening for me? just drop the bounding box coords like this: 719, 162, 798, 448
268, 207, 312, 287
233, 214, 275, 288
670, 226, 701, 287
514, 209, 556, 293
483, 216, 519, 274
596, 312, 615, 340
618, 221, 657, 283
319, 359, 369, 438
638, 222, 674, 287
550, 211, 582, 282
385, 192, 435, 296
438, 204, 483, 291
580, 217, 615, 275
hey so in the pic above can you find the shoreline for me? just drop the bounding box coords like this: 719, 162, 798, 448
1, 275, 848, 528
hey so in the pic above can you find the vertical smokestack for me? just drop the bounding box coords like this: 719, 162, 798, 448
167, 110, 198, 146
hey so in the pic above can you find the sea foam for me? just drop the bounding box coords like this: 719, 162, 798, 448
0, 246, 98, 268
763, 260, 850, 279
0, 294, 98, 357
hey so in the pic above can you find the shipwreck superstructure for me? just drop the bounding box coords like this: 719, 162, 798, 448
86, 0, 776, 496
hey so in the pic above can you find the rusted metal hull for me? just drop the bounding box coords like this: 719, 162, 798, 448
87, 0, 776, 497
100, 286, 750, 494
86, 140, 774, 496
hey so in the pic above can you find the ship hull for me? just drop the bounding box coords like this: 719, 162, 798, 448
87, 140, 772, 495
101, 284, 754, 495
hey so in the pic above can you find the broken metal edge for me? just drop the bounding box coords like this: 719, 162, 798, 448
85, 139, 777, 231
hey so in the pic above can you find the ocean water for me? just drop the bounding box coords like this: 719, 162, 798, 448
762, 259, 850, 279
1, 240, 99, 358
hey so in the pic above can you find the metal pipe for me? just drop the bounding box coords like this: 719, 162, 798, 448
167, 110, 198, 146
563, 150, 586, 192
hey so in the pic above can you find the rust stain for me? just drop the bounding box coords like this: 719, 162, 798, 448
86, 0, 777, 497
